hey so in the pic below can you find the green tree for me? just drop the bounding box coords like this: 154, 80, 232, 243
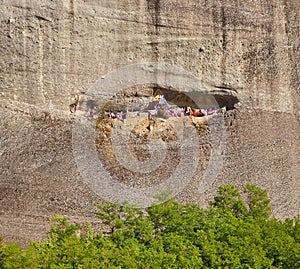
213, 184, 248, 218
245, 184, 271, 218
0, 184, 299, 268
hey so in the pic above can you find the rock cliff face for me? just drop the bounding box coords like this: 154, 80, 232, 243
0, 0, 299, 245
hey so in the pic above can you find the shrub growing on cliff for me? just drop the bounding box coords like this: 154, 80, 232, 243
1, 184, 300, 268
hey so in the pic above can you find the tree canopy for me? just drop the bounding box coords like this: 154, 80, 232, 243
1, 184, 300, 268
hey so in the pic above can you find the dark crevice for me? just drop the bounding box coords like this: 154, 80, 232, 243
146, 0, 161, 61
213, 94, 239, 110
213, 85, 238, 92
221, 6, 227, 51
220, 4, 228, 86
153, 86, 239, 111
69, 0, 74, 15
35, 15, 51, 22
147, 0, 161, 32
68, 0, 75, 82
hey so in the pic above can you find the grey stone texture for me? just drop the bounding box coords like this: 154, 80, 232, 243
0, 0, 299, 245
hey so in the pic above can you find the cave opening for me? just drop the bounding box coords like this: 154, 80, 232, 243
103, 84, 239, 117
79, 84, 239, 122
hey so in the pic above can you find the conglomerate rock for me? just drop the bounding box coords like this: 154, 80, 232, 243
0, 0, 299, 245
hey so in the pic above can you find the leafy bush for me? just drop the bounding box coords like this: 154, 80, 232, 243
1, 185, 300, 268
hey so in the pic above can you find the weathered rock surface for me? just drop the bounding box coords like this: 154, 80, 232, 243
0, 0, 299, 245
